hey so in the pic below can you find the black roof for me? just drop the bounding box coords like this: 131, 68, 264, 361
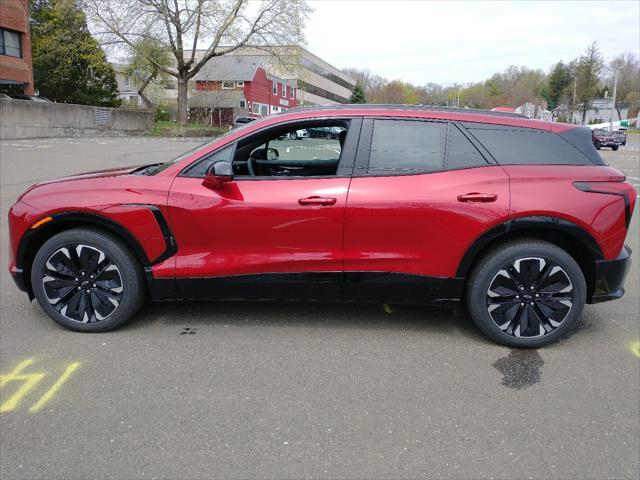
284, 104, 527, 119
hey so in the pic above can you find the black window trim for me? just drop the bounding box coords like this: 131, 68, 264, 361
353, 117, 493, 178
178, 116, 363, 180
0, 27, 22, 58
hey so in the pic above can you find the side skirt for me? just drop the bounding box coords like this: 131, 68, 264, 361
147, 271, 465, 307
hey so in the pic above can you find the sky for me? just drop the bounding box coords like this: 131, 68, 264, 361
305, 0, 640, 85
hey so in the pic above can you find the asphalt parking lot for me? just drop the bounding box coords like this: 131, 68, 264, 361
0, 134, 639, 480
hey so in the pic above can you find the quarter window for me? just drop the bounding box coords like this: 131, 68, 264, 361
467, 127, 591, 165
0, 28, 21, 58
446, 125, 488, 170
368, 120, 446, 174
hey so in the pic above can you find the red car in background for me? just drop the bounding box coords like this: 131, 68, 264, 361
592, 128, 621, 150
8, 105, 636, 347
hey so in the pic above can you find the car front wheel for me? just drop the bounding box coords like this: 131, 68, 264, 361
466, 240, 586, 348
31, 227, 145, 332
612, 145, 619, 151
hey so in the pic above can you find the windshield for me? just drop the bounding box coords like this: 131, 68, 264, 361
147, 119, 264, 175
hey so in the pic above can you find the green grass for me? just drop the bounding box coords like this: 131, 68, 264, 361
624, 129, 640, 134
145, 120, 228, 137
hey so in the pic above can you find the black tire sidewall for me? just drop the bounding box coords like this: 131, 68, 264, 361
31, 228, 145, 332
466, 240, 586, 348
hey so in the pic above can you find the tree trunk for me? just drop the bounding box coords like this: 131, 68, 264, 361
581, 105, 587, 125
177, 73, 189, 128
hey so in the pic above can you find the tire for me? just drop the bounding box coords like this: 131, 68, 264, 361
288, 132, 297, 140
30, 227, 145, 332
594, 141, 601, 150
326, 133, 333, 140
612, 145, 619, 151
466, 239, 586, 348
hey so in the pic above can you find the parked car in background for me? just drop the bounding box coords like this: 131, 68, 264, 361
612, 130, 627, 146
592, 129, 620, 151
288, 129, 309, 140
233, 116, 256, 128
8, 105, 636, 348
307, 126, 344, 139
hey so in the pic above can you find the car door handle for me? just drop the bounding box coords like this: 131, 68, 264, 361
457, 192, 498, 203
298, 196, 337, 206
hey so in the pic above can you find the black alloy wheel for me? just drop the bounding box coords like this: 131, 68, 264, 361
42, 244, 123, 323
31, 228, 145, 332
466, 240, 586, 347
486, 257, 573, 338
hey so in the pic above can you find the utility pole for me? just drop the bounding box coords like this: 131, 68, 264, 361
572, 77, 577, 124
609, 70, 618, 133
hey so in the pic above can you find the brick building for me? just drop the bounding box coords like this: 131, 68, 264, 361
191, 55, 297, 127
0, 0, 34, 95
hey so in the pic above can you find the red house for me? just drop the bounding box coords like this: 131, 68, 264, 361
191, 55, 297, 127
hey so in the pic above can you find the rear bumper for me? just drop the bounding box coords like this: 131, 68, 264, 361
588, 245, 632, 303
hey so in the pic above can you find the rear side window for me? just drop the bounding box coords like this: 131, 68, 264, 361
466, 127, 593, 165
369, 120, 446, 173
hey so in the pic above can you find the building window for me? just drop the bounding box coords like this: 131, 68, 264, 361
281, 83, 286, 98
123, 76, 131, 88
252, 102, 260, 114
272, 81, 277, 95
239, 100, 246, 109
290, 87, 295, 99
260, 104, 268, 116
222, 81, 235, 89
236, 81, 244, 87
0, 28, 22, 58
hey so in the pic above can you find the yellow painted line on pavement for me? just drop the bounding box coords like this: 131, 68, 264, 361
631, 341, 640, 359
29, 362, 80, 413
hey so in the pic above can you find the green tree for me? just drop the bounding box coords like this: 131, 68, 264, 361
125, 38, 172, 109
349, 83, 367, 103
545, 61, 572, 110
86, 0, 311, 127
31, 0, 120, 106
575, 42, 604, 124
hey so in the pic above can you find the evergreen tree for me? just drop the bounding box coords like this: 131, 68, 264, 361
545, 61, 572, 110
31, 0, 120, 106
349, 83, 367, 103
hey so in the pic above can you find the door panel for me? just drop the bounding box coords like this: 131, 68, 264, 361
343, 166, 511, 281
167, 176, 349, 298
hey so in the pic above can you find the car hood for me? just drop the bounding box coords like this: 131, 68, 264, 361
31, 164, 146, 187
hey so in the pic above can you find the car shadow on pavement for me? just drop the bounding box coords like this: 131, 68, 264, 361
124, 300, 487, 343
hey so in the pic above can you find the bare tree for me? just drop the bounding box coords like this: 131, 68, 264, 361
575, 42, 604, 125
85, 0, 310, 126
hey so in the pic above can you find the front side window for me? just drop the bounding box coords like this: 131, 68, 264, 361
0, 28, 21, 58
368, 120, 446, 174
228, 121, 349, 178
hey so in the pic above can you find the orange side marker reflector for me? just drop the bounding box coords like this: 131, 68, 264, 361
31, 217, 53, 229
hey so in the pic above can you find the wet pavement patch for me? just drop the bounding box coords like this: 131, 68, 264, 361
493, 349, 544, 389
180, 327, 198, 335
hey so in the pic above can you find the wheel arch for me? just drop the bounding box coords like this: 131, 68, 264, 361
457, 216, 603, 299
17, 212, 151, 299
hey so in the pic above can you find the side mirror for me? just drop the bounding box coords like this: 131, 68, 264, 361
202, 161, 233, 190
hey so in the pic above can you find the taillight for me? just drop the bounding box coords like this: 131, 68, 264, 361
574, 180, 637, 228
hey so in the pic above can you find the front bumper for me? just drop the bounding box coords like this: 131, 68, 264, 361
588, 245, 632, 303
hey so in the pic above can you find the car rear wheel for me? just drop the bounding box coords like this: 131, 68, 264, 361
612, 145, 619, 151
31, 228, 145, 332
466, 240, 586, 348
594, 141, 601, 150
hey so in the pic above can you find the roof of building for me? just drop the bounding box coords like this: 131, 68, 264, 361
190, 90, 244, 108
491, 107, 515, 113
193, 56, 264, 82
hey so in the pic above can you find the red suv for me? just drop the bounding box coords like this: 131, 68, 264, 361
8, 106, 636, 347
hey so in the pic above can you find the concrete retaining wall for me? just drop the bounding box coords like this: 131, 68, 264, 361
0, 99, 153, 139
